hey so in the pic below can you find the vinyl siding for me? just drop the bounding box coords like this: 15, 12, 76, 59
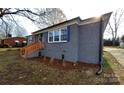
78, 22, 100, 64
41, 24, 79, 62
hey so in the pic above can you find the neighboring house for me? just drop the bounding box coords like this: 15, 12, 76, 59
119, 39, 124, 48
0, 37, 27, 47
20, 12, 112, 65
26, 35, 33, 45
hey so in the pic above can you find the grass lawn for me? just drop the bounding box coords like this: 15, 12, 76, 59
0, 48, 120, 85
103, 51, 124, 84
104, 46, 124, 49
0, 48, 19, 52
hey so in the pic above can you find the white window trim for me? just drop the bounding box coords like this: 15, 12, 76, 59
48, 31, 53, 43
48, 27, 68, 43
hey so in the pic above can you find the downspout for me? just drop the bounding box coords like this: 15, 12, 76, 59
96, 17, 103, 75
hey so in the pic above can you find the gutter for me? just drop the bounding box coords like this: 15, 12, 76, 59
96, 17, 103, 75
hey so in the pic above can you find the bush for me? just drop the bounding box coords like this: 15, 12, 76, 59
22, 42, 27, 47
104, 39, 113, 46
14, 42, 27, 47
3, 44, 9, 48
114, 41, 120, 46
0, 44, 3, 48
104, 39, 119, 46
0, 44, 9, 48
15, 42, 22, 47
121, 35, 124, 42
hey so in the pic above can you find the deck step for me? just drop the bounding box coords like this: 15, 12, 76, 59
20, 42, 44, 58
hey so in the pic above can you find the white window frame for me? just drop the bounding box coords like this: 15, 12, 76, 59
48, 31, 54, 43
53, 30, 60, 42
48, 27, 68, 43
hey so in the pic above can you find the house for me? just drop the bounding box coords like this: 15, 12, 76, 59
0, 37, 27, 47
20, 12, 112, 66
119, 38, 124, 48
26, 35, 33, 45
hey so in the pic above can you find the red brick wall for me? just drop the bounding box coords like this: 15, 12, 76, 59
1, 37, 26, 47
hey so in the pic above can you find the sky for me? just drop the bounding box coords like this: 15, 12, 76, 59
2, 0, 124, 39
61, 8, 124, 39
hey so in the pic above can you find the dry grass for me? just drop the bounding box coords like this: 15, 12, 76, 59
0, 48, 19, 52
0, 48, 120, 85
103, 51, 124, 84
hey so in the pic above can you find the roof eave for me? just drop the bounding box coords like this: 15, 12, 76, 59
32, 17, 81, 35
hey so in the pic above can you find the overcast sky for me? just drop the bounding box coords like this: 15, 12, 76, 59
6, 0, 124, 39
62, 8, 124, 39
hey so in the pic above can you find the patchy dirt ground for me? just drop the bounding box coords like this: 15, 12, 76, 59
0, 49, 120, 85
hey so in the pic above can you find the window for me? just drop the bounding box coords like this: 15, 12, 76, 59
54, 30, 60, 41
48, 32, 53, 42
61, 28, 68, 41
48, 27, 68, 43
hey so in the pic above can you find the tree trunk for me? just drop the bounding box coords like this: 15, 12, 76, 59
112, 39, 116, 46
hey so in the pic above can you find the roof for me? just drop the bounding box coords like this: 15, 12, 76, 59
32, 17, 81, 35
32, 12, 112, 35
0, 37, 26, 40
26, 35, 32, 37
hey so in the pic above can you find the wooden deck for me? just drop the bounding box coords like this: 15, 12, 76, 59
20, 42, 44, 58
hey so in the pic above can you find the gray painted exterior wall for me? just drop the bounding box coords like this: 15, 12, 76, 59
39, 22, 100, 64
28, 22, 101, 64
78, 22, 100, 64
41, 24, 79, 62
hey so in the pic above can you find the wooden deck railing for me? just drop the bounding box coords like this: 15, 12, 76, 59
20, 42, 44, 57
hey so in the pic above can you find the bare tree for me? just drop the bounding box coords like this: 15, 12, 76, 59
0, 8, 67, 38
107, 9, 124, 45
34, 8, 67, 28
0, 32, 5, 39
0, 20, 28, 38
0, 21, 13, 38
13, 25, 28, 37
0, 8, 43, 38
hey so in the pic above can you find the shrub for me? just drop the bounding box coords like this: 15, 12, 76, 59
15, 42, 22, 47
22, 42, 27, 47
104, 39, 119, 46
0, 44, 3, 48
121, 35, 124, 42
3, 44, 9, 48
104, 39, 113, 46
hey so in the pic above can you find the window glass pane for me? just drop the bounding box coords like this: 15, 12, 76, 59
48, 32, 53, 42
49, 32, 53, 37
48, 28, 68, 43
49, 37, 53, 42
61, 28, 68, 41
54, 30, 60, 41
